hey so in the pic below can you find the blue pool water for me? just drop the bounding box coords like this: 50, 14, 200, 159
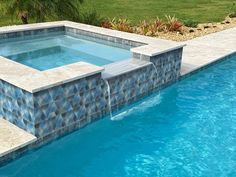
0, 35, 132, 70
1, 55, 236, 177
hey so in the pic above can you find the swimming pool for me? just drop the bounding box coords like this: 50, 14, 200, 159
0, 34, 132, 70
1, 51, 236, 176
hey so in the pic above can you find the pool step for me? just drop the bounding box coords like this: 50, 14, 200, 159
0, 118, 37, 158
102, 59, 151, 79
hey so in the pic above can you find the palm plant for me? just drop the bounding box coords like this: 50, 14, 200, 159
2, 0, 83, 24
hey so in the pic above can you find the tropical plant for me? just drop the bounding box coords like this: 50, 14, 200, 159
18, 11, 29, 24
101, 20, 112, 29
2, 0, 83, 24
103, 15, 186, 36
110, 18, 133, 33
80, 9, 104, 26
136, 20, 150, 35
154, 17, 163, 30
135, 17, 163, 36
165, 15, 183, 32
53, 0, 83, 21
150, 17, 164, 34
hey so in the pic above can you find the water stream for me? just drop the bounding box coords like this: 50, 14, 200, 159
103, 61, 160, 121
149, 62, 161, 91
150, 62, 158, 76
103, 79, 113, 119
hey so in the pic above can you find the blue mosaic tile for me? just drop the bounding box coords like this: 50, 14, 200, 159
0, 27, 65, 44
48, 86, 64, 100
62, 110, 76, 125
74, 106, 86, 120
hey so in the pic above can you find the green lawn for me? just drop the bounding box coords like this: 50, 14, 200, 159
0, 0, 235, 27
85, 0, 234, 23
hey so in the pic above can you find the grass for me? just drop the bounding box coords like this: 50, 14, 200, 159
85, 0, 234, 24
0, 0, 235, 27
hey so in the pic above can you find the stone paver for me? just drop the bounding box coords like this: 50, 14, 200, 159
102, 59, 151, 79
181, 27, 236, 75
0, 118, 37, 157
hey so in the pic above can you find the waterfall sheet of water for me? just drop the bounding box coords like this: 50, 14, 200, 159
149, 62, 161, 95
105, 60, 161, 121
110, 62, 162, 121
111, 93, 162, 121
103, 79, 113, 119
150, 62, 158, 76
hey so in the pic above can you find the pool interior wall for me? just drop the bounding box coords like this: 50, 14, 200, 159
0, 25, 183, 164
0, 26, 144, 48
0, 26, 139, 70
4, 37, 133, 70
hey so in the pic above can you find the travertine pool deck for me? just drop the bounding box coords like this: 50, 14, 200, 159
0, 57, 104, 93
0, 118, 36, 157
181, 27, 236, 75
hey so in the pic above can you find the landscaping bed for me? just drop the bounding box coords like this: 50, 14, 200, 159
101, 16, 236, 42
158, 17, 236, 41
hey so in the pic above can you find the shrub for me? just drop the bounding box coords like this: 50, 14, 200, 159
18, 11, 28, 24
101, 20, 112, 29
136, 18, 163, 36
154, 17, 163, 30
3, 0, 83, 24
229, 3, 236, 18
68, 5, 105, 26
110, 18, 133, 33
80, 10, 104, 26
136, 20, 151, 35
100, 15, 194, 36
183, 19, 198, 28
165, 15, 183, 32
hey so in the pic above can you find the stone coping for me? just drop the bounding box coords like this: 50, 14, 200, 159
63, 21, 185, 51
0, 21, 65, 34
0, 21, 185, 93
131, 44, 186, 56
180, 27, 236, 75
102, 59, 152, 79
0, 118, 37, 158
0, 56, 104, 93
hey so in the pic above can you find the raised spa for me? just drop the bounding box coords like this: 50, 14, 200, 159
0, 22, 185, 166
0, 34, 132, 70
